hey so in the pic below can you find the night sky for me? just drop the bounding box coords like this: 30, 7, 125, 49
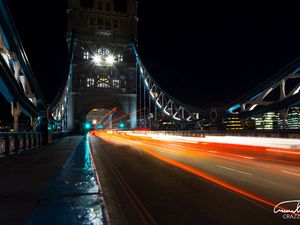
2, 1, 300, 120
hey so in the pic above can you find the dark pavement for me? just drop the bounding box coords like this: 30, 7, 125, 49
0, 136, 82, 225
90, 134, 299, 225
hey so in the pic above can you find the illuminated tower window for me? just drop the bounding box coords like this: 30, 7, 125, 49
87, 77, 94, 87
97, 77, 110, 88
98, 48, 110, 57
83, 51, 89, 60
112, 79, 120, 88
117, 54, 123, 62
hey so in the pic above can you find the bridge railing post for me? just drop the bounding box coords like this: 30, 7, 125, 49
48, 133, 52, 143
8, 135, 15, 154
19, 134, 24, 152
14, 134, 20, 154
25, 134, 30, 150
31, 133, 35, 148
0, 135, 6, 156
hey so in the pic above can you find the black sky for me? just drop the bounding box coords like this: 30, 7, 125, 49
4, 1, 300, 110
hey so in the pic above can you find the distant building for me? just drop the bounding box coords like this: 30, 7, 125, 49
252, 112, 282, 130
287, 106, 300, 129
222, 115, 243, 130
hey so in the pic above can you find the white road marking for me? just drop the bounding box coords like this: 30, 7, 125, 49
217, 165, 253, 176
281, 170, 300, 177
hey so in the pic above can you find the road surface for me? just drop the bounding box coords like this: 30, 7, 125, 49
89, 132, 300, 225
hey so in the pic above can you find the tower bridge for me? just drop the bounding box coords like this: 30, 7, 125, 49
1, 1, 300, 225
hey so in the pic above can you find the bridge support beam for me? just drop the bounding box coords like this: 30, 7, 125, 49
11, 102, 21, 132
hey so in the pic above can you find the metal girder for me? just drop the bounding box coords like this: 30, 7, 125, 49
132, 43, 208, 123
0, 53, 40, 117
0, 0, 45, 109
225, 56, 300, 118
49, 32, 75, 112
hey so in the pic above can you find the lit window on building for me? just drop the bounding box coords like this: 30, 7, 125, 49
105, 2, 111, 12
97, 18, 103, 30
105, 20, 111, 30
87, 77, 95, 87
287, 106, 300, 129
83, 51, 89, 60
89, 17, 96, 26
98, 48, 110, 57
253, 112, 281, 130
117, 54, 123, 62
98, 1, 103, 10
112, 79, 120, 88
97, 77, 110, 88
222, 117, 243, 130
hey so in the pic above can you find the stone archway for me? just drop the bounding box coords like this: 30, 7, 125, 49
86, 108, 113, 129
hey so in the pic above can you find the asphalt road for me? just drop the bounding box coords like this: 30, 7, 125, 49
89, 133, 300, 225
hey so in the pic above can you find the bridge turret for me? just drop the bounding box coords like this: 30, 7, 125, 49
64, 0, 138, 132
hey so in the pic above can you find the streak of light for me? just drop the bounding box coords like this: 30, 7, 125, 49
216, 165, 253, 176
92, 132, 291, 211
208, 151, 218, 153
94, 107, 117, 128
136, 144, 276, 208
266, 148, 300, 155
103, 108, 144, 127
281, 170, 300, 177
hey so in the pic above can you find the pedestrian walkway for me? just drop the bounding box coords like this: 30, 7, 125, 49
0, 135, 108, 225
26, 135, 108, 225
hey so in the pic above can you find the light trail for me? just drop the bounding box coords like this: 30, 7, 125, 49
102, 108, 144, 128
94, 107, 117, 128
91, 131, 300, 215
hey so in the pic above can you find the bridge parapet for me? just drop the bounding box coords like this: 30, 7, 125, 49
0, 132, 71, 157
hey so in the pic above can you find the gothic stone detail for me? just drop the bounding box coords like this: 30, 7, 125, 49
67, 0, 137, 131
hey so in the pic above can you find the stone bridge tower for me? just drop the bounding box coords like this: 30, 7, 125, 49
67, 0, 137, 131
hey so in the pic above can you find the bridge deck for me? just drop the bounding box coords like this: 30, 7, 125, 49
0, 136, 82, 225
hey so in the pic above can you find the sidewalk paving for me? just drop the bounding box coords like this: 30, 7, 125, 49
26, 136, 108, 225
0, 136, 82, 225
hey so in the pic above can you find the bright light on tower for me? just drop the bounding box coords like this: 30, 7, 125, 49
106, 54, 115, 65
92, 119, 97, 125
93, 55, 102, 65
